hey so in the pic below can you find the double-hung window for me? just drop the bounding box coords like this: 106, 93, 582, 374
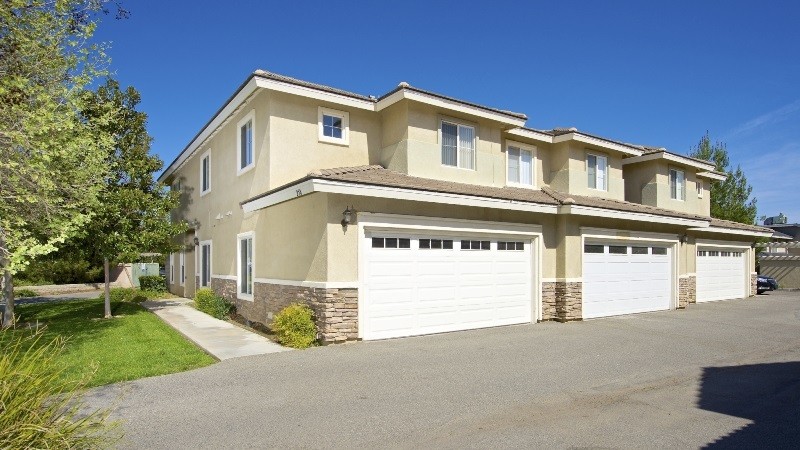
507, 143, 534, 186
318, 107, 349, 145
696, 180, 703, 198
179, 252, 185, 286
441, 121, 476, 170
199, 241, 211, 287
200, 151, 211, 195
237, 110, 255, 174
670, 168, 686, 200
587, 153, 608, 190
237, 233, 254, 299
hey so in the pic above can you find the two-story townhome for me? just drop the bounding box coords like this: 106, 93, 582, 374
160, 70, 772, 343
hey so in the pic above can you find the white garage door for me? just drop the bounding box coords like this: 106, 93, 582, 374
362, 232, 532, 340
696, 248, 746, 302
583, 242, 672, 319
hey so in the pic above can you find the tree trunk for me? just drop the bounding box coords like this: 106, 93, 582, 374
104, 257, 111, 318
0, 231, 14, 328
1, 267, 14, 328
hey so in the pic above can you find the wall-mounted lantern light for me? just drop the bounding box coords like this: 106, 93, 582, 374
341, 206, 355, 229
680, 234, 688, 244
193, 237, 200, 246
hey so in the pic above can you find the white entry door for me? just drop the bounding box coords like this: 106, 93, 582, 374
583, 242, 673, 319
362, 232, 533, 340
696, 248, 746, 302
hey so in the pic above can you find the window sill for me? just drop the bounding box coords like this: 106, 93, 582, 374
237, 164, 255, 177
200, 189, 211, 197
441, 164, 477, 172
237, 293, 254, 302
507, 182, 537, 190
318, 136, 350, 146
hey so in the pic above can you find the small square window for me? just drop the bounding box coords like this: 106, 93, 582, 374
461, 240, 470, 250
420, 239, 431, 249
318, 107, 349, 145
498, 242, 507, 250
632, 246, 648, 255
399, 238, 411, 249
431, 239, 442, 249
372, 238, 384, 248
443, 240, 453, 249
385, 238, 398, 248
480, 241, 490, 250
652, 247, 668, 255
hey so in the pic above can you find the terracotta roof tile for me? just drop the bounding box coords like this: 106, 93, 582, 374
540, 187, 706, 221
312, 166, 558, 205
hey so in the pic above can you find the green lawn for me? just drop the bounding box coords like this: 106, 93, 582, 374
6, 298, 215, 388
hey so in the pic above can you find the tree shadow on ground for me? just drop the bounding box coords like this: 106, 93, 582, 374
699, 361, 800, 448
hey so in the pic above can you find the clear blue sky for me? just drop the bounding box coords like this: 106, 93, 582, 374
93, 0, 800, 223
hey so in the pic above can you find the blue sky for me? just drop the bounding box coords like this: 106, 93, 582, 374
93, 0, 800, 223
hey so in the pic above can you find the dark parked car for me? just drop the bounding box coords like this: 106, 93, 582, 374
757, 275, 778, 294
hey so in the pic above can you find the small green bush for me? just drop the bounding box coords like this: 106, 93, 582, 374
194, 288, 232, 320
13, 289, 38, 298
138, 275, 166, 292
19, 259, 104, 285
0, 329, 121, 448
98, 288, 172, 303
271, 303, 318, 349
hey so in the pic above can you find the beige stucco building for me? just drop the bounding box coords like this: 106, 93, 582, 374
160, 70, 772, 343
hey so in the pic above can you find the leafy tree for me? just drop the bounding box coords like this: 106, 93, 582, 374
689, 133, 758, 224
77, 79, 186, 318
0, 0, 123, 327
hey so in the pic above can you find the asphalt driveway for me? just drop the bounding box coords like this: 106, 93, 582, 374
85, 291, 800, 449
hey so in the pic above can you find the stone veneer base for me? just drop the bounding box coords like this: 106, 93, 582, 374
210, 278, 358, 344
750, 273, 757, 297
542, 281, 583, 322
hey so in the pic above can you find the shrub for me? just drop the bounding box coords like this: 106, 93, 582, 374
194, 288, 232, 320
0, 329, 121, 448
138, 275, 166, 292
14, 289, 38, 298
19, 259, 104, 285
97, 288, 172, 303
271, 303, 318, 349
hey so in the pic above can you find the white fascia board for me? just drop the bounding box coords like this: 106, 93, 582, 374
160, 78, 260, 182
242, 178, 558, 215
697, 171, 728, 181
376, 89, 527, 127
505, 128, 554, 143
561, 204, 708, 227
552, 133, 643, 156
242, 179, 315, 213
254, 78, 374, 111
622, 152, 716, 171
580, 227, 681, 243
358, 212, 543, 237
688, 226, 772, 238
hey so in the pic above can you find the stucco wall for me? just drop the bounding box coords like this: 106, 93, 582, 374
760, 260, 800, 289
623, 159, 712, 217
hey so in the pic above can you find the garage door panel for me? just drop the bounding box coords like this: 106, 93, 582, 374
697, 250, 745, 302
363, 232, 532, 340
583, 242, 672, 319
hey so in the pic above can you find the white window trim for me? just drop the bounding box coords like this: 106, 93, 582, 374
670, 167, 686, 201
697, 179, 703, 198
169, 253, 174, 283
586, 152, 608, 191
199, 240, 212, 288
440, 119, 477, 171
236, 109, 256, 176
200, 150, 211, 196
318, 106, 350, 146
505, 140, 537, 188
179, 251, 185, 286
236, 231, 255, 301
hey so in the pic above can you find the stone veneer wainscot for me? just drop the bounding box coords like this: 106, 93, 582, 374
211, 278, 358, 344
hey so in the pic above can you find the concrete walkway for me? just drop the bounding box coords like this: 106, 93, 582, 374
141, 298, 289, 360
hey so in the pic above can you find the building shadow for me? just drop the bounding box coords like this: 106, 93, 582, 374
698, 361, 800, 448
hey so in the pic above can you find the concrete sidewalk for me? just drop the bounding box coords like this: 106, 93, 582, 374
141, 298, 289, 360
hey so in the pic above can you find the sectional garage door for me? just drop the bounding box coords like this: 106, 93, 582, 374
696, 248, 746, 302
362, 232, 532, 340
583, 242, 673, 319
